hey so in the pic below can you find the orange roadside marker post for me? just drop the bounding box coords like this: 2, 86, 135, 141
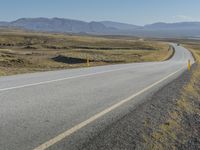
188, 59, 191, 71
87, 56, 90, 67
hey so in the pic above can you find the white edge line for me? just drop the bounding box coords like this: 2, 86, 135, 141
0, 66, 135, 92
33, 66, 186, 150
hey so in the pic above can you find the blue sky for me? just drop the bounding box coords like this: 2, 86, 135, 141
0, 0, 200, 25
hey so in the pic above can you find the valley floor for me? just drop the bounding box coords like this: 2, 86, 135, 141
0, 29, 172, 76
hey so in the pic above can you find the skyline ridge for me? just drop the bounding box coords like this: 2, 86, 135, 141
1, 17, 200, 27
1, 17, 200, 38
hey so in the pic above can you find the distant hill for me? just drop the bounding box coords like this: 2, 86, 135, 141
139, 22, 200, 38
0, 21, 9, 26
100, 21, 141, 30
144, 22, 200, 30
0, 18, 200, 38
1, 18, 117, 34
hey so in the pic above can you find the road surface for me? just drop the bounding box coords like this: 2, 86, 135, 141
0, 44, 194, 150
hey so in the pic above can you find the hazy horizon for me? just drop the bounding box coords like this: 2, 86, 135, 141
1, 0, 200, 25
1, 17, 200, 26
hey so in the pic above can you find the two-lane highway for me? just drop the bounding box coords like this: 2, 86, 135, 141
0, 44, 194, 150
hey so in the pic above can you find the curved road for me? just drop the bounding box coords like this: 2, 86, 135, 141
0, 44, 194, 150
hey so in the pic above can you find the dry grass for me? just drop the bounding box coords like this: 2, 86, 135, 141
0, 29, 172, 76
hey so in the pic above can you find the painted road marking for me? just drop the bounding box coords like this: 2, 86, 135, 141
0, 66, 139, 92
33, 66, 186, 150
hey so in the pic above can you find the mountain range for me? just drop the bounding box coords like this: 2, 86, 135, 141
1, 18, 200, 38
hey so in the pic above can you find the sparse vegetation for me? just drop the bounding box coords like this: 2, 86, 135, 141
0, 29, 172, 76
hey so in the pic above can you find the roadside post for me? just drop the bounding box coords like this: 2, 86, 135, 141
87, 56, 90, 67
188, 59, 191, 71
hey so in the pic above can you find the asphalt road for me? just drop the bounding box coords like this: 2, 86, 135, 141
0, 44, 194, 150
